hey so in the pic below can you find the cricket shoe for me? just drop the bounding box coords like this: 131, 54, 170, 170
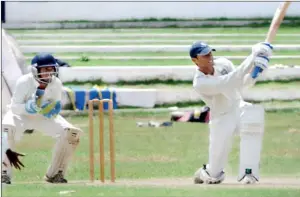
45, 170, 68, 183
1, 171, 11, 184
238, 169, 258, 184
194, 164, 225, 184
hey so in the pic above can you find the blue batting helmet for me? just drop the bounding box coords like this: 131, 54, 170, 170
189, 41, 216, 58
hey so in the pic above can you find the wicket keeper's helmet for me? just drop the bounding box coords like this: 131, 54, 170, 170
31, 53, 59, 84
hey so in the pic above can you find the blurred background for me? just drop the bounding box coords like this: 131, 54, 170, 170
2, 1, 300, 22
2, 1, 300, 114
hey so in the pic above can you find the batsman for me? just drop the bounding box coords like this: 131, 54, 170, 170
2, 53, 82, 184
191, 41, 273, 184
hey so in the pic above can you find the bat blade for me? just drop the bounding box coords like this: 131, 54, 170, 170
265, 1, 291, 43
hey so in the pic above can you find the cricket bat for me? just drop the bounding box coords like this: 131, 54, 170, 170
252, 1, 291, 78
265, 1, 291, 43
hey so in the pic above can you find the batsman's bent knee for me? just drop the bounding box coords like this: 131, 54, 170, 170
240, 104, 265, 134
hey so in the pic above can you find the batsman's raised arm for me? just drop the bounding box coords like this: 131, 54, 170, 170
193, 54, 255, 95
191, 42, 273, 95
216, 57, 257, 89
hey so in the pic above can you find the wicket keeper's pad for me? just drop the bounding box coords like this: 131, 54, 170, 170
64, 86, 117, 111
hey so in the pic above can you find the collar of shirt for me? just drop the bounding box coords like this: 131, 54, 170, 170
195, 68, 205, 77
195, 67, 219, 78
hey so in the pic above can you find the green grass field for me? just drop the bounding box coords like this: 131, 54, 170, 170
4, 185, 300, 197
23, 50, 300, 67
3, 185, 300, 197
24, 50, 300, 57
26, 58, 300, 66
3, 110, 300, 197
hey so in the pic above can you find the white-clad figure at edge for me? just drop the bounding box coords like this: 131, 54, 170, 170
2, 53, 82, 184
190, 41, 273, 184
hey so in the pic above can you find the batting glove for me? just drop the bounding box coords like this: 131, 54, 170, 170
252, 42, 273, 57
251, 56, 270, 79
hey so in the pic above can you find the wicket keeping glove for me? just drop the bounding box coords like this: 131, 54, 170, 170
25, 99, 41, 114
35, 88, 45, 107
41, 101, 61, 119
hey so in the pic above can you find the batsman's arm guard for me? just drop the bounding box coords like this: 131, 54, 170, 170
193, 54, 256, 96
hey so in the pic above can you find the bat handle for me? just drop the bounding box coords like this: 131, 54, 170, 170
262, 42, 273, 49
251, 66, 263, 79
252, 42, 272, 79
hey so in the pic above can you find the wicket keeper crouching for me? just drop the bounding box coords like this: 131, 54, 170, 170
190, 41, 272, 184
1, 53, 83, 184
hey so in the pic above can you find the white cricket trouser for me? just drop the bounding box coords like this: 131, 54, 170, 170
2, 111, 78, 141
207, 109, 239, 178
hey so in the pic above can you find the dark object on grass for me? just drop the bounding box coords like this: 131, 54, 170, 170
171, 106, 210, 123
